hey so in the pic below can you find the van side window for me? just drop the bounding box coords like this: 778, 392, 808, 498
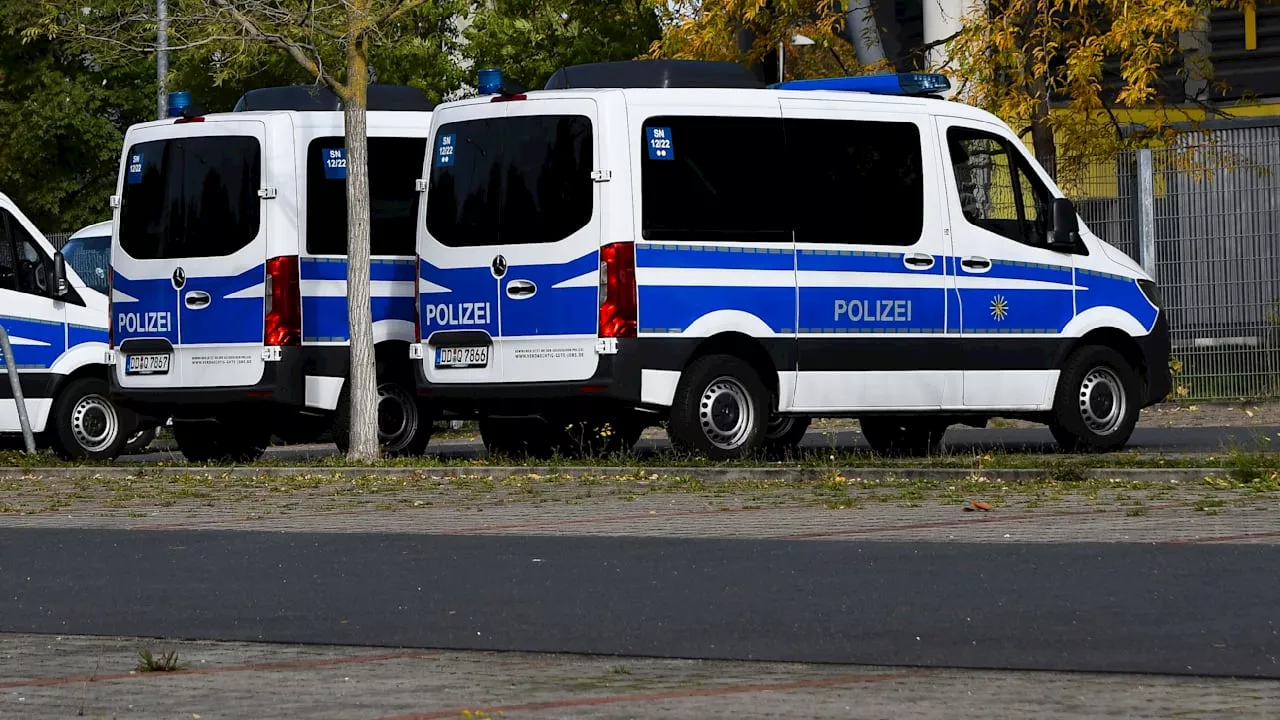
306, 136, 428, 256
640, 116, 789, 243
0, 210, 50, 297
118, 137, 261, 260
426, 116, 593, 248
785, 118, 923, 246
947, 128, 1051, 248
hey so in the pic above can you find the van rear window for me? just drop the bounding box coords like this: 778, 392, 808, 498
306, 136, 427, 256
426, 115, 593, 248
119, 137, 261, 260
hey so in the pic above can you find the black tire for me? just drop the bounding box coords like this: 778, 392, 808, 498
668, 354, 769, 460
860, 416, 947, 457
173, 417, 269, 463
762, 416, 811, 456
48, 377, 132, 460
1049, 345, 1140, 453
333, 380, 434, 457
479, 416, 559, 459
123, 426, 158, 454
553, 415, 646, 458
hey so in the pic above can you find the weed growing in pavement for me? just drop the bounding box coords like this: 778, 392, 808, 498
1193, 497, 1228, 512
1126, 505, 1150, 517
135, 649, 185, 672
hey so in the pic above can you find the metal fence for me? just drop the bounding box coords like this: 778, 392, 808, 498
1052, 122, 1280, 401
46, 232, 71, 250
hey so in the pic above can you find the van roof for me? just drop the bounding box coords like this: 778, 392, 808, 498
69, 220, 112, 240
438, 86, 998, 124
123, 108, 434, 134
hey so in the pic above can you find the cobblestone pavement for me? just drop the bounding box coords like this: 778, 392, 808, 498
3, 634, 1279, 720
2, 473, 1278, 544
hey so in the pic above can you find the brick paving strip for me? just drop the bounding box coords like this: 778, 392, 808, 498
4, 634, 1280, 719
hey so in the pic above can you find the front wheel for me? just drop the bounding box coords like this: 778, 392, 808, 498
173, 416, 269, 463
1049, 346, 1140, 453
123, 425, 159, 455
860, 416, 947, 457
668, 355, 769, 460
49, 377, 132, 460
762, 416, 811, 455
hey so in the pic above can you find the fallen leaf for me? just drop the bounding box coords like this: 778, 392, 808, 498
970, 501, 993, 512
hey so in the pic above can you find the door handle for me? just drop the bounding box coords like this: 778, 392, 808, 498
505, 280, 537, 299
960, 256, 992, 272
183, 291, 211, 309
902, 253, 935, 270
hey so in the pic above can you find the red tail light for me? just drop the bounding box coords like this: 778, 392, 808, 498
413, 253, 422, 343
107, 264, 115, 348
598, 242, 637, 339
264, 255, 301, 346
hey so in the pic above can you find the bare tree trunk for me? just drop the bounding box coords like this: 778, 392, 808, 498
344, 36, 378, 463
1030, 75, 1057, 176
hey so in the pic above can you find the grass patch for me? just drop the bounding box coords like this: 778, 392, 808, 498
135, 649, 185, 673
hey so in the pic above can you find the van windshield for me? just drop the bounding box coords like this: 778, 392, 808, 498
118, 136, 262, 260
60, 234, 110, 294
426, 115, 593, 248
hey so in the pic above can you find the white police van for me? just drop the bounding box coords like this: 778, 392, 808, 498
109, 85, 436, 461
0, 201, 143, 459
410, 61, 1173, 460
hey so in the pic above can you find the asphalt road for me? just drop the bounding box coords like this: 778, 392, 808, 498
126, 424, 1280, 463
3, 529, 1278, 678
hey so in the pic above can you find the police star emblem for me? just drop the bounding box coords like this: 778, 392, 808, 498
990, 294, 1009, 321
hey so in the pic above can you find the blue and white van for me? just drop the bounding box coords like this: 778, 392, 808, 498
108, 85, 436, 462
410, 62, 1172, 459
0, 202, 141, 459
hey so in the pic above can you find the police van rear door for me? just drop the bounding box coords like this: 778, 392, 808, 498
420, 102, 504, 385
491, 99, 601, 384
113, 120, 270, 391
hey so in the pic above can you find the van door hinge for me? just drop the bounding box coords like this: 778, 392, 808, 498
262, 346, 282, 362
257, 187, 278, 199
109, 195, 121, 209
590, 169, 612, 183
415, 178, 429, 192
595, 338, 618, 355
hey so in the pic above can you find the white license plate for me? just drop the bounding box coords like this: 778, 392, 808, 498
435, 346, 489, 368
126, 353, 171, 375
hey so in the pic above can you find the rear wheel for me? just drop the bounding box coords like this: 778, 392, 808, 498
173, 416, 269, 463
333, 380, 434, 457
1049, 345, 1140, 453
49, 377, 131, 461
668, 354, 769, 460
479, 416, 559, 459
860, 416, 947, 457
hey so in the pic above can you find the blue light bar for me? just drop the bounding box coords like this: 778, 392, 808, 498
477, 68, 503, 96
773, 73, 951, 96
166, 91, 191, 117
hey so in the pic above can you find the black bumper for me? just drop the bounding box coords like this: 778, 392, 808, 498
1138, 312, 1173, 406
110, 346, 307, 419
416, 342, 647, 416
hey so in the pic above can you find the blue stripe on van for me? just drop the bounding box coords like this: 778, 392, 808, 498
302, 295, 416, 343
0, 315, 66, 369
301, 257, 418, 282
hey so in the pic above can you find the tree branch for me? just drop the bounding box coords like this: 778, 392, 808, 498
208, 0, 344, 92
371, 0, 432, 32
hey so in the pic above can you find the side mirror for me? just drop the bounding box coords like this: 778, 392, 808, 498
51, 251, 70, 298
1048, 197, 1081, 251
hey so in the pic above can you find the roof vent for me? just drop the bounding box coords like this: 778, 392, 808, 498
233, 84, 435, 112
544, 60, 765, 90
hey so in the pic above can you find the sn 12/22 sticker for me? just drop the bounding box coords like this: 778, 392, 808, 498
647, 127, 673, 161
436, 134, 456, 167
322, 148, 347, 180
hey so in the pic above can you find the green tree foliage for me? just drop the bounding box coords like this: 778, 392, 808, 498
465, 0, 662, 90
0, 4, 152, 232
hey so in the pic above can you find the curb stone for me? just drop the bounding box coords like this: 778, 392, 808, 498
0, 465, 1237, 484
